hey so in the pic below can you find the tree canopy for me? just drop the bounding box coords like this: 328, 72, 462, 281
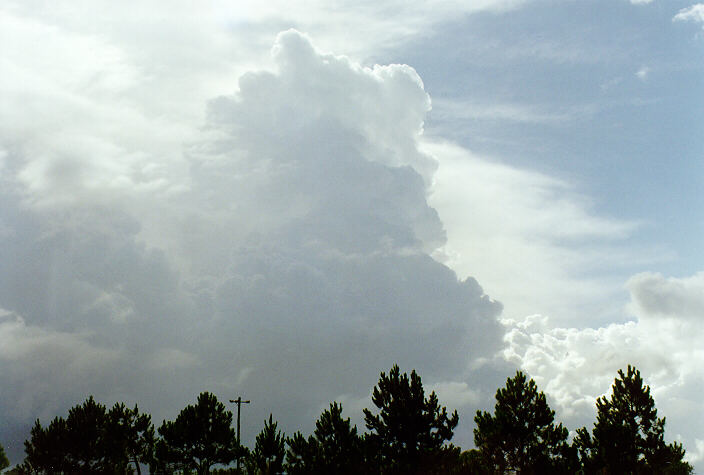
12, 364, 694, 474
575, 365, 692, 474
247, 414, 286, 475
0, 443, 9, 471
20, 396, 154, 474
285, 402, 363, 474
473, 371, 575, 474
104, 403, 154, 475
154, 392, 240, 475
363, 364, 460, 474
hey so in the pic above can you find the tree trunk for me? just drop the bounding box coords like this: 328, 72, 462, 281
198, 460, 211, 475
132, 455, 142, 475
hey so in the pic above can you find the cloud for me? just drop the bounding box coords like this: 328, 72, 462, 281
181, 27, 507, 427
2, 2, 698, 468
627, 272, 704, 320
429, 381, 482, 409
0, 309, 121, 424
636, 66, 650, 81
0, 9, 194, 213
210, 0, 530, 56
630, 0, 654, 5
2, 0, 530, 79
689, 440, 704, 466
430, 98, 588, 125
674, 4, 704, 26
0, 28, 507, 461
425, 140, 647, 326
503, 271, 704, 464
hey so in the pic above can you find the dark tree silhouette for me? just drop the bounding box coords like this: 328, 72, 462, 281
104, 403, 155, 474
155, 392, 239, 475
0, 443, 10, 471
248, 414, 286, 475
20, 396, 155, 474
22, 396, 107, 473
454, 449, 492, 474
13, 365, 696, 474
473, 371, 575, 474
285, 432, 316, 475
285, 402, 363, 474
66, 396, 107, 470
363, 364, 459, 474
575, 365, 692, 474
21, 416, 69, 473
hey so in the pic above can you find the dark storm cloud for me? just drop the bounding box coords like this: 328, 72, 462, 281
0, 30, 505, 460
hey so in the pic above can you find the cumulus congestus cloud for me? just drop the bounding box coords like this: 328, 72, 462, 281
0, 30, 505, 456
503, 272, 704, 465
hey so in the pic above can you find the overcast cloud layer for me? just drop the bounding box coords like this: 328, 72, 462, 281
1, 0, 703, 470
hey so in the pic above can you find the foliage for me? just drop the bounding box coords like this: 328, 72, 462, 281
104, 403, 155, 474
285, 402, 363, 474
363, 364, 460, 474
20, 395, 153, 474
473, 371, 575, 474
21, 416, 69, 473
453, 448, 493, 474
154, 392, 239, 475
575, 365, 693, 474
10, 364, 697, 474
247, 414, 286, 475
0, 443, 10, 471
65, 395, 107, 470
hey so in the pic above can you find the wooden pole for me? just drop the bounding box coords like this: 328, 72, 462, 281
229, 397, 250, 472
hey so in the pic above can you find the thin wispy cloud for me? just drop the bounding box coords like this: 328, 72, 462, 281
426, 140, 648, 327
636, 66, 651, 81
430, 99, 590, 125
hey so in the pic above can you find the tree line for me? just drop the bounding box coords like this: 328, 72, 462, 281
3, 364, 692, 474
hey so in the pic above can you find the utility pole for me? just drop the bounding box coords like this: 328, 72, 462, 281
229, 397, 250, 473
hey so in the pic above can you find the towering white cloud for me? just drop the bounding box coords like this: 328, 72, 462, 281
1, 0, 701, 469
0, 28, 505, 460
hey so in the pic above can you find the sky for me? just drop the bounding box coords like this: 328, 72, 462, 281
1, 0, 703, 468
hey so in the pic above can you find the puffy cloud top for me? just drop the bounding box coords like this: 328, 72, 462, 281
0, 29, 504, 460
504, 271, 704, 465
674, 4, 704, 25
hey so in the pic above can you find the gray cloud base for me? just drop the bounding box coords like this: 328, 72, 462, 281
0, 30, 505, 460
